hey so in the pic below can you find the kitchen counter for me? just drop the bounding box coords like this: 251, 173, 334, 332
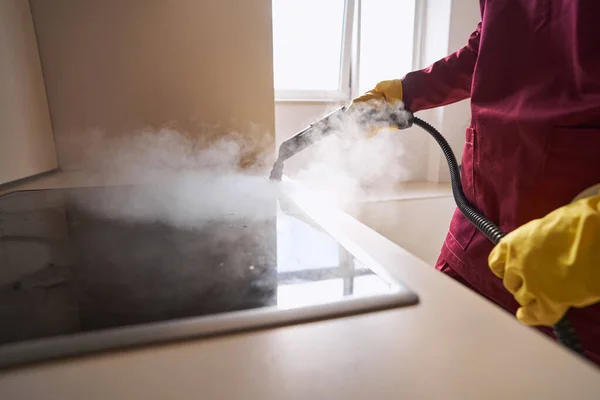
1, 172, 599, 399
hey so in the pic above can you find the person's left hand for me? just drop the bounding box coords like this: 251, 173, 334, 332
488, 193, 600, 326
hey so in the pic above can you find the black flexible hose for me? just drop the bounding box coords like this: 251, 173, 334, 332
411, 116, 585, 356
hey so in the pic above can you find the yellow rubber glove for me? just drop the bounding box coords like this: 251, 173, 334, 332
348, 79, 404, 138
352, 79, 404, 105
488, 191, 600, 326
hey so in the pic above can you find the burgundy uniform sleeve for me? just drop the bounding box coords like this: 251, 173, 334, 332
402, 23, 482, 113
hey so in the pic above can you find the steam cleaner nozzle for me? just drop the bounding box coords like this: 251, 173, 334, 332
269, 106, 347, 181
268, 105, 414, 181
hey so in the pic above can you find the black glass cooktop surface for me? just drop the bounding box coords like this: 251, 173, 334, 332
0, 182, 410, 352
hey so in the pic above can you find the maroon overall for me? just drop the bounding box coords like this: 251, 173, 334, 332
401, 0, 600, 364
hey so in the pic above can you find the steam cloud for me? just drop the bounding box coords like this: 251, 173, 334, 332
281, 101, 419, 206
61, 101, 418, 226
62, 123, 278, 229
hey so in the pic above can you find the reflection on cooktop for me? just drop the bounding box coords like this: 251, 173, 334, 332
0, 185, 395, 346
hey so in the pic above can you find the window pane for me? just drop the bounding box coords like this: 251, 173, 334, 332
276, 205, 340, 272
277, 279, 344, 308
359, 0, 416, 94
272, 0, 346, 91
353, 275, 391, 296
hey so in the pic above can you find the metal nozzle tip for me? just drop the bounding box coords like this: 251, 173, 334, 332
269, 160, 284, 181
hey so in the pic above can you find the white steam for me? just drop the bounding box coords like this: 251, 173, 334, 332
62, 101, 416, 226
56, 118, 279, 230
67, 173, 279, 229
284, 101, 418, 206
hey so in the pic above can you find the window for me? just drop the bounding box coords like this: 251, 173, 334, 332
357, 0, 417, 94
272, 0, 351, 101
272, 0, 418, 101
276, 204, 340, 273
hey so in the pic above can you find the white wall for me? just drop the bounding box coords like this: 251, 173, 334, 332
0, 0, 58, 185
274, 0, 481, 184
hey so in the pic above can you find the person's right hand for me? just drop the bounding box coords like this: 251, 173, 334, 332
351, 79, 403, 106
347, 79, 404, 138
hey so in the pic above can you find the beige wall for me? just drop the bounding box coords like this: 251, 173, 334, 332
422, 0, 480, 182
0, 0, 58, 185
29, 0, 276, 171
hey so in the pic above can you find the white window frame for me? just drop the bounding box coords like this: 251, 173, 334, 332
274, 0, 424, 103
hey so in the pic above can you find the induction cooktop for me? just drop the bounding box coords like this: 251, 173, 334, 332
0, 182, 417, 368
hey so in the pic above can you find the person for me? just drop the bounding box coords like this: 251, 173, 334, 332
351, 1, 600, 364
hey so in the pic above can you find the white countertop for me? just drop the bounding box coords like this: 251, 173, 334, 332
1, 173, 599, 399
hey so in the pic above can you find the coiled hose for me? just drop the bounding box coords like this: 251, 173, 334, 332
411, 116, 585, 356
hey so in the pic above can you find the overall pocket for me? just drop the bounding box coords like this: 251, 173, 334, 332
448, 127, 478, 250
542, 126, 600, 206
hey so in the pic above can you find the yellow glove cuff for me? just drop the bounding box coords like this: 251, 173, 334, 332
373, 79, 403, 103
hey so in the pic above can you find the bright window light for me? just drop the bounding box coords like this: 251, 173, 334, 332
358, 0, 416, 94
277, 279, 344, 308
276, 205, 340, 272
272, 0, 346, 91
272, 0, 418, 100
353, 275, 391, 296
